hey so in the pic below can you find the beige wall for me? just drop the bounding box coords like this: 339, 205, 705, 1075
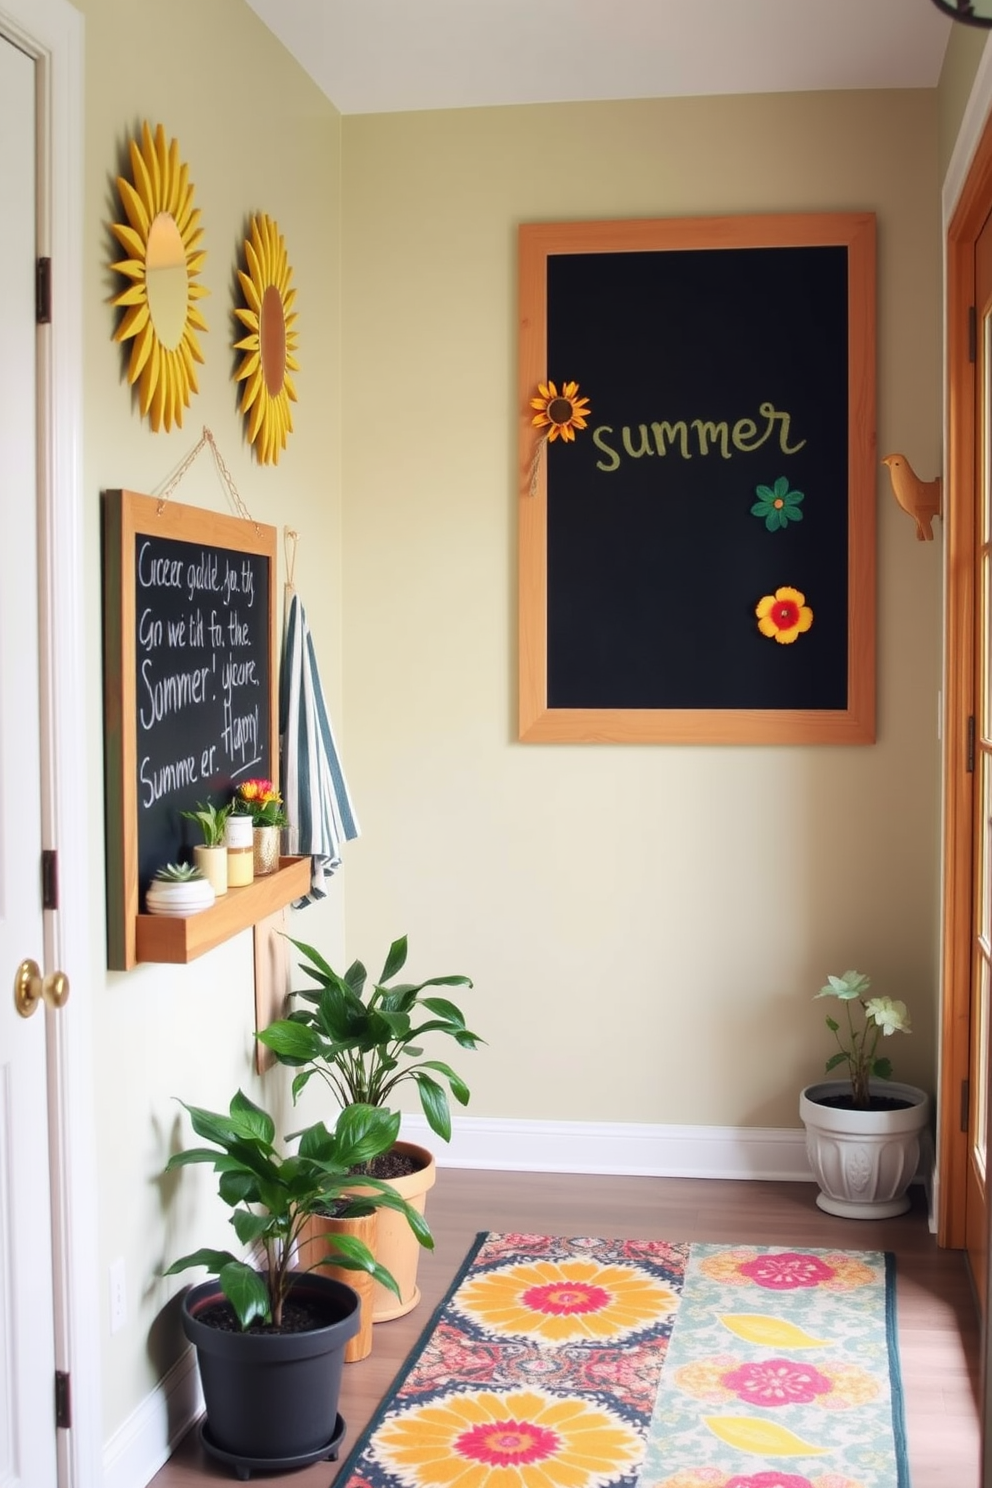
62, 1, 964, 1455
71, 0, 345, 1437
341, 90, 943, 1131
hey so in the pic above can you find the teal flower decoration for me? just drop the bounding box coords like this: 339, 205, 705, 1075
751, 476, 804, 531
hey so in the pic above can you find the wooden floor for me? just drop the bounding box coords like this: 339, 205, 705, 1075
149, 1170, 982, 1487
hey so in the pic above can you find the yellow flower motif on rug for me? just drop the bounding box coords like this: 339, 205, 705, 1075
454, 1258, 678, 1343
373, 1387, 643, 1488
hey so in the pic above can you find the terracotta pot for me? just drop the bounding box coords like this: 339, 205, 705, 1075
297, 1210, 378, 1361
372, 1141, 436, 1321
799, 1079, 931, 1218
354, 1140, 436, 1322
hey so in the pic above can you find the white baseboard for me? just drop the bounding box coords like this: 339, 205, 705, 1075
398, 1113, 816, 1181
103, 1346, 202, 1488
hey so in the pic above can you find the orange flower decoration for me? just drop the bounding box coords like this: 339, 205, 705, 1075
530, 381, 591, 443
755, 586, 813, 644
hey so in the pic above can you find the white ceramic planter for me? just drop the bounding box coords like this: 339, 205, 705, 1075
799, 1079, 930, 1219
145, 877, 215, 916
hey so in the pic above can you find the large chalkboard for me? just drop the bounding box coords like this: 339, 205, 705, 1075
103, 489, 278, 968
518, 214, 876, 745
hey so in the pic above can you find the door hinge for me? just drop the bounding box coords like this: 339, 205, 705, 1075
962, 1078, 970, 1134
970, 303, 978, 364
42, 849, 58, 910
55, 1370, 70, 1429
36, 257, 51, 325
968, 714, 976, 773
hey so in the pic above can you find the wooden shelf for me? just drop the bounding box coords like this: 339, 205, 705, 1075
134, 857, 311, 964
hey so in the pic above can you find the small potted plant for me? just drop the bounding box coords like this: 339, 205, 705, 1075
163, 1091, 431, 1475
257, 933, 478, 1320
145, 862, 214, 916
799, 969, 930, 1219
233, 777, 290, 876
181, 798, 233, 896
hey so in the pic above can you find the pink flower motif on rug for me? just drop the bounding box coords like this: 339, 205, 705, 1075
725, 1474, 816, 1488
674, 1355, 878, 1411
738, 1253, 837, 1290
698, 1248, 875, 1292
521, 1281, 611, 1315
455, 1418, 560, 1465
719, 1358, 834, 1407
654, 1472, 865, 1488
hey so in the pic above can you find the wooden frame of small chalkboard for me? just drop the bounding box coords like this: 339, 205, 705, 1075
102, 488, 285, 970
518, 213, 876, 745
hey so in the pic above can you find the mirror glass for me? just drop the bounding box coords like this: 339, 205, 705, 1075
145, 211, 188, 352
260, 284, 287, 395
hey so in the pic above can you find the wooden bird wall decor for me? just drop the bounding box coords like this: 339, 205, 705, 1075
881, 453, 942, 542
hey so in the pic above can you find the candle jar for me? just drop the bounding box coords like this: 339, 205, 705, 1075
225, 813, 254, 887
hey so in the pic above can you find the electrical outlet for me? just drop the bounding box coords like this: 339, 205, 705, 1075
109, 1256, 127, 1334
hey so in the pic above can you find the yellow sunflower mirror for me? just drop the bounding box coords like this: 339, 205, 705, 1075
110, 121, 208, 432
234, 214, 299, 465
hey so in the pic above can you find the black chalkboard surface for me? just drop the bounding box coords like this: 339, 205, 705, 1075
133, 530, 272, 893
103, 490, 278, 968
518, 214, 876, 746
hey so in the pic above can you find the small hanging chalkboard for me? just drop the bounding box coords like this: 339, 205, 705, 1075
102, 489, 278, 968
517, 213, 876, 745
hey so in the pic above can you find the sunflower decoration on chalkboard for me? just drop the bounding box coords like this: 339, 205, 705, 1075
110, 121, 208, 433
755, 586, 814, 644
527, 380, 591, 495
234, 213, 300, 465
751, 476, 805, 531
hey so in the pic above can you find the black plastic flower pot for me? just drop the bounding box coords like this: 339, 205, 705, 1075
181, 1272, 360, 1466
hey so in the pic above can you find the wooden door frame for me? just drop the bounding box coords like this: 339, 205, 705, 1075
0, 2, 101, 1484
940, 136, 984, 1253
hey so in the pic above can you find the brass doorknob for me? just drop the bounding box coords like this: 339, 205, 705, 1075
14, 959, 70, 1019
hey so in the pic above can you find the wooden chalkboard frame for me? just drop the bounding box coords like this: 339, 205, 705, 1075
518, 213, 876, 745
102, 489, 279, 969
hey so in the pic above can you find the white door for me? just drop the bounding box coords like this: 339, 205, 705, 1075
0, 30, 59, 1487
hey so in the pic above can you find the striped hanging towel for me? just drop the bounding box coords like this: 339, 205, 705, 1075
279, 589, 359, 905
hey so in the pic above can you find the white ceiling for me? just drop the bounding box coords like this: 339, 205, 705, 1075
245, 0, 955, 117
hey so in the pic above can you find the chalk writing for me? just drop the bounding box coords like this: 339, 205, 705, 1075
591, 401, 807, 472
133, 536, 270, 833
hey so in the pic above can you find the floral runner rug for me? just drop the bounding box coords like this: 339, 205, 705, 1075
331, 1234, 907, 1488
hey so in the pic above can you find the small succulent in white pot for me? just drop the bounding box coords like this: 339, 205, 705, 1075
146, 861, 215, 915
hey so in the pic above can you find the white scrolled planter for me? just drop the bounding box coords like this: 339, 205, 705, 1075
799, 1079, 931, 1219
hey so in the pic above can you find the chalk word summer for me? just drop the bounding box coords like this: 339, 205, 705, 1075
591, 401, 806, 471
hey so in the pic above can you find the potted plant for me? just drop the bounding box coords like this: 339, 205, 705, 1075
163, 1090, 431, 1474
257, 933, 478, 1319
145, 861, 214, 916
181, 798, 233, 896
799, 969, 930, 1218
233, 777, 290, 876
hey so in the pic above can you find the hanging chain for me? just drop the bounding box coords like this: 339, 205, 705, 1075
154, 427, 259, 531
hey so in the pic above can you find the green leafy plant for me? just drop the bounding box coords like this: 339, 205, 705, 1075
815, 969, 912, 1109
257, 935, 480, 1143
181, 798, 233, 847
154, 862, 206, 882
163, 1091, 433, 1329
